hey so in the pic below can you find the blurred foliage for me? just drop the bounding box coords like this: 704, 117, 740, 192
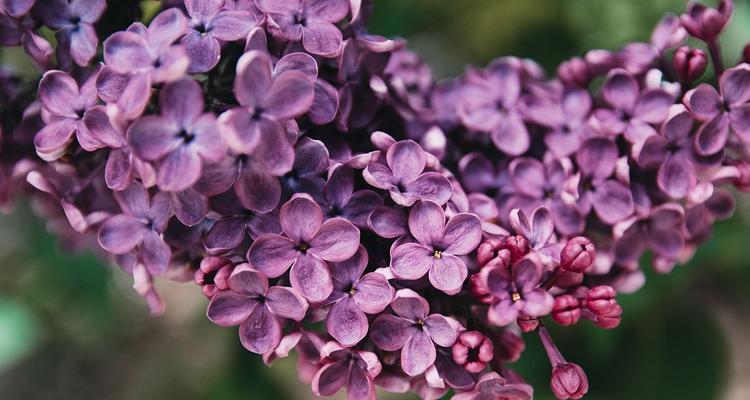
3, 1, 750, 399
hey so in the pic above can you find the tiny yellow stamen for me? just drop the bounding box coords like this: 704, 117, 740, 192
433, 250, 443, 259
511, 292, 521, 302
349, 288, 356, 295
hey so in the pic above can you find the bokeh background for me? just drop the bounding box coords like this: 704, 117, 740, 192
2, 1, 750, 399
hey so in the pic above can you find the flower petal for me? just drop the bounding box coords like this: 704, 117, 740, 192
207, 290, 256, 326
39, 70, 79, 117
442, 213, 482, 255
127, 115, 179, 161
98, 214, 145, 254
353, 272, 394, 314
234, 50, 272, 108
309, 217, 360, 262
266, 285, 308, 321
424, 314, 459, 347
694, 113, 729, 156
401, 329, 436, 376
246, 234, 297, 278
604, 69, 638, 111
289, 253, 334, 302
239, 305, 281, 354
157, 146, 201, 192
657, 154, 697, 199
264, 71, 315, 120
390, 242, 434, 281
235, 158, 281, 212
280, 194, 323, 243
210, 10, 257, 41
327, 297, 369, 346
428, 254, 468, 295
387, 140, 426, 184
302, 21, 342, 57
370, 314, 415, 351
592, 180, 635, 224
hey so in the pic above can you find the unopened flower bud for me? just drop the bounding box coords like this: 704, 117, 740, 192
560, 237, 595, 273
673, 46, 707, 83
469, 273, 494, 304
551, 363, 589, 400
679, 0, 733, 42
517, 316, 539, 333
195, 256, 234, 297
551, 295, 581, 327
594, 303, 622, 329
585, 285, 617, 314
452, 331, 494, 373
501, 235, 529, 263
557, 57, 591, 86
477, 237, 503, 266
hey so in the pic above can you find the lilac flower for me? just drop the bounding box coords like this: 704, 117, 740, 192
458, 62, 529, 155
680, 0, 733, 42
370, 289, 460, 376
247, 194, 360, 301
636, 107, 701, 198
573, 137, 635, 224
390, 200, 482, 294
321, 164, 382, 228
218, 50, 314, 154
206, 264, 308, 354
311, 341, 382, 400
451, 331, 494, 373
524, 86, 592, 158
508, 157, 583, 236
203, 191, 281, 255
127, 78, 226, 192
181, 0, 258, 73
34, 69, 122, 161
256, 0, 349, 57
194, 256, 234, 297
683, 65, 750, 155
482, 256, 554, 326
100, 8, 189, 118
2, 0, 33, 17
593, 68, 673, 143
335, 39, 387, 130
614, 203, 685, 270
97, 183, 173, 276
364, 140, 452, 206
34, 0, 105, 67
650, 14, 687, 52
325, 246, 394, 346
452, 372, 533, 400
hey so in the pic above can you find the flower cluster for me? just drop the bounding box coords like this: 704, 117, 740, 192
1, 0, 749, 399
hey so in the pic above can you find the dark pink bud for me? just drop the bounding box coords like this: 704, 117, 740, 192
469, 273, 494, 304
452, 331, 494, 373
517, 316, 539, 333
560, 236, 595, 273
195, 256, 235, 298
492, 330, 525, 365
673, 46, 707, 83
551, 295, 581, 327
731, 159, 750, 192
551, 363, 589, 400
585, 285, 617, 314
477, 237, 504, 266
594, 303, 623, 329
501, 235, 530, 263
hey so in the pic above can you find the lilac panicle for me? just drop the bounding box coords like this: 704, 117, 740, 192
5, 0, 750, 399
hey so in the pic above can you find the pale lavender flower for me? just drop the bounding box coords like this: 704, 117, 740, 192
206, 264, 308, 353
311, 341, 382, 400
97, 182, 173, 276
181, 0, 258, 73
523, 86, 593, 158
370, 289, 460, 376
325, 246, 394, 346
683, 65, 750, 155
390, 200, 482, 294
364, 140, 452, 207
247, 194, 360, 302
127, 77, 226, 192
256, 0, 349, 57
35, 68, 123, 161
34, 0, 105, 66
203, 191, 281, 255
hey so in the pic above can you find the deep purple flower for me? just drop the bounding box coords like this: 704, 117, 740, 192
458, 62, 529, 155
311, 341, 382, 400
390, 200, 482, 294
256, 0, 349, 57
508, 157, 583, 236
452, 372, 533, 400
218, 50, 314, 154
573, 137, 635, 224
325, 246, 394, 346
34, 0, 105, 67
593, 68, 673, 143
684, 65, 750, 155
97, 183, 173, 276
127, 78, 226, 192
181, 0, 258, 73
335, 39, 387, 130
524, 86, 593, 158
321, 164, 382, 229
247, 194, 360, 302
34, 69, 123, 161
680, 0, 733, 42
100, 8, 189, 119
370, 289, 460, 376
482, 256, 554, 326
206, 264, 308, 354
203, 191, 281, 255
636, 106, 700, 198
364, 140, 452, 207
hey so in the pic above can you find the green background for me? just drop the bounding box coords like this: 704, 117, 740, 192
2, 1, 750, 399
